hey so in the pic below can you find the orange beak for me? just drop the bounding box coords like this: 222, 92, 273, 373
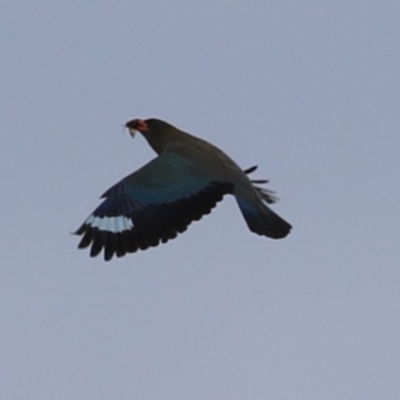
125, 119, 149, 138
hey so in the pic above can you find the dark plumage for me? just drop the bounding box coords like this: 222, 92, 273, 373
75, 118, 292, 260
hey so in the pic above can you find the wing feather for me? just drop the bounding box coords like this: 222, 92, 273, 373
75, 151, 232, 260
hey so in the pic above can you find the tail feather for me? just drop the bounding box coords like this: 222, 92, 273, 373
236, 197, 292, 239
243, 165, 279, 204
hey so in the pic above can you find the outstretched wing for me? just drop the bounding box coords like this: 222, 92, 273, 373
75, 151, 232, 260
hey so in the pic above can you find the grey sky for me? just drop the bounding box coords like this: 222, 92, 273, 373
2, 1, 399, 399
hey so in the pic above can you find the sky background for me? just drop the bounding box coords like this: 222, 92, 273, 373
2, 1, 400, 399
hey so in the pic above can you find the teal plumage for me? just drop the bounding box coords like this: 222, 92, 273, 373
75, 118, 291, 260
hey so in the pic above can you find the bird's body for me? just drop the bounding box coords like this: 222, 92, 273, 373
75, 118, 292, 260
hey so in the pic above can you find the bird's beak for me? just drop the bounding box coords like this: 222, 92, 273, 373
125, 119, 148, 138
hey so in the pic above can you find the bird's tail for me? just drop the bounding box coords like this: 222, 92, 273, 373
236, 166, 292, 239
235, 196, 292, 238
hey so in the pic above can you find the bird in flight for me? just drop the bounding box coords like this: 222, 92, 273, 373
75, 118, 292, 260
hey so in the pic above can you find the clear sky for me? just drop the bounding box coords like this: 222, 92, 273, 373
2, 1, 400, 399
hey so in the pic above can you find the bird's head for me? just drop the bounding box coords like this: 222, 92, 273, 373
125, 118, 176, 138
125, 118, 179, 154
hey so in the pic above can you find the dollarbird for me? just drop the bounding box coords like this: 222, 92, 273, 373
75, 118, 292, 260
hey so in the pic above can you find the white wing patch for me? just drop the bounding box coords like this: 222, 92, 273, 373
86, 215, 134, 233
